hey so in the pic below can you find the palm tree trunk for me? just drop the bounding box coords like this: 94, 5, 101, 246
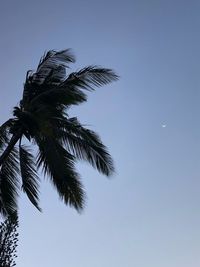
0, 131, 21, 166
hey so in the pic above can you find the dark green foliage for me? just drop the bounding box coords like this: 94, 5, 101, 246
0, 213, 18, 267
0, 49, 118, 216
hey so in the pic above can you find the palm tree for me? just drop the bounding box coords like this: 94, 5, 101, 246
0, 49, 118, 216
0, 212, 18, 266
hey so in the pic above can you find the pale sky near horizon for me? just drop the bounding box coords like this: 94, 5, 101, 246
0, 0, 200, 266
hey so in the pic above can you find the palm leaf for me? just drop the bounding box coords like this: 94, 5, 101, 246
19, 145, 41, 211
36, 137, 85, 211
56, 117, 115, 176
63, 66, 119, 91
33, 49, 75, 85
0, 119, 14, 151
0, 147, 19, 217
37, 49, 75, 70
22, 49, 76, 105
29, 66, 118, 109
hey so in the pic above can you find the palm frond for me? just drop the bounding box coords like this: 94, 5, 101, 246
62, 66, 119, 91
19, 145, 41, 211
33, 49, 75, 85
37, 49, 75, 70
22, 49, 76, 106
36, 137, 85, 211
28, 66, 118, 109
0, 147, 19, 217
56, 117, 115, 176
0, 120, 14, 151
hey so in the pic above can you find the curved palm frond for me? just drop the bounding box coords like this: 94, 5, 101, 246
19, 145, 41, 211
36, 136, 85, 211
29, 66, 118, 110
56, 117, 115, 176
33, 49, 75, 85
30, 66, 118, 114
0, 147, 19, 216
37, 49, 75, 71
63, 66, 119, 90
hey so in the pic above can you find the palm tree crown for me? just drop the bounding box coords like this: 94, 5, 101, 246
0, 49, 118, 217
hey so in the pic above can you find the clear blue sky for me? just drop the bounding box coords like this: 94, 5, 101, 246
0, 0, 199, 266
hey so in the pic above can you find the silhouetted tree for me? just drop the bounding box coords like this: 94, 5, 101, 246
0, 213, 18, 266
0, 49, 118, 216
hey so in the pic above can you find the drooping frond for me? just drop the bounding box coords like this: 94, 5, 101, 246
0, 148, 19, 217
56, 117, 115, 176
19, 145, 41, 211
36, 137, 85, 211
63, 66, 119, 91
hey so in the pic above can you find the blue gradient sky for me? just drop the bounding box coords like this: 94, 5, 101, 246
0, 0, 199, 266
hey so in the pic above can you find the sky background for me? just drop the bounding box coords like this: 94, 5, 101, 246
0, 0, 199, 266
